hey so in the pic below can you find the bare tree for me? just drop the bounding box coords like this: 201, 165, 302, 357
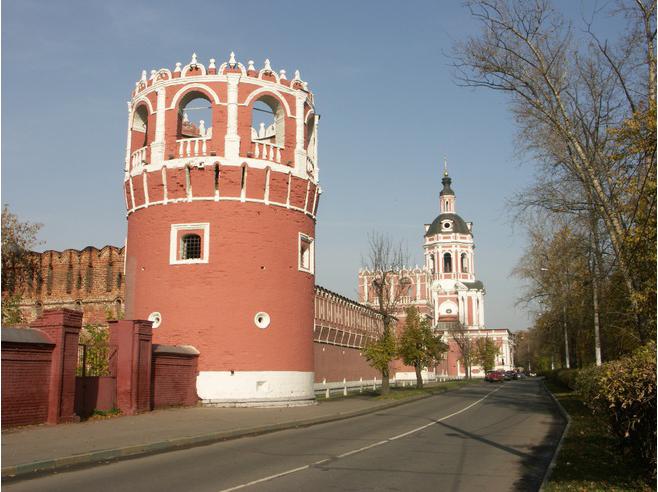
361, 232, 409, 395
453, 0, 656, 340
447, 322, 476, 379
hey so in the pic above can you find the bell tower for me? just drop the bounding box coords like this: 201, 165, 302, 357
123, 52, 320, 405
423, 162, 484, 328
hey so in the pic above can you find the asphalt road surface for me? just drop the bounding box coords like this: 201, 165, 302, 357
4, 380, 565, 492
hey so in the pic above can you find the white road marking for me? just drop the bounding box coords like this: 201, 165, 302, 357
218, 385, 503, 492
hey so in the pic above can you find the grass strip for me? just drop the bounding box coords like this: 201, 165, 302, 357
543, 381, 653, 492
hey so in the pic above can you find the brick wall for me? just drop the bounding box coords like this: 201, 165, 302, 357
1, 329, 54, 427
10, 246, 125, 325
151, 345, 199, 408
313, 343, 380, 383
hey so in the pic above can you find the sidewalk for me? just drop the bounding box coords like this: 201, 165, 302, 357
2, 387, 454, 480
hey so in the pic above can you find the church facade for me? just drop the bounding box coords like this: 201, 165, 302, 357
358, 168, 514, 378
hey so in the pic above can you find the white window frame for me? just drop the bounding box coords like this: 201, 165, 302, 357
170, 223, 210, 265
298, 233, 314, 274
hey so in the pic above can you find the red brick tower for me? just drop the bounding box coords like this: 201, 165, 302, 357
123, 53, 320, 405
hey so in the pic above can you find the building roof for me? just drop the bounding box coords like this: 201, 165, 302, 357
1, 327, 53, 345
425, 213, 472, 236
462, 280, 484, 290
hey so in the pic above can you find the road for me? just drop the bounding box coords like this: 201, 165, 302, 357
4, 380, 564, 492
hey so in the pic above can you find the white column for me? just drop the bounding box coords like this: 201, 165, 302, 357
125, 102, 133, 172
294, 91, 307, 174
150, 88, 166, 165
225, 73, 241, 162
479, 292, 485, 326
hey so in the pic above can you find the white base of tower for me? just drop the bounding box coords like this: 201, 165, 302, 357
197, 370, 316, 407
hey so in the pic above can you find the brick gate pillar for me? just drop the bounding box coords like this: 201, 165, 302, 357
109, 320, 153, 415
30, 309, 82, 424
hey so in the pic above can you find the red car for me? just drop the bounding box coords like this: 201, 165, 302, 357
485, 371, 503, 382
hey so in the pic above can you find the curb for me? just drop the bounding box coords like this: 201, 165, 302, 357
539, 380, 571, 491
2, 386, 458, 481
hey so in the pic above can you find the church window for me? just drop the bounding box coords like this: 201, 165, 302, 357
461, 253, 468, 273
443, 253, 452, 273
169, 223, 210, 264
299, 233, 314, 273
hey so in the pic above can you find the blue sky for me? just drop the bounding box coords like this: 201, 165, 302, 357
2, 1, 624, 331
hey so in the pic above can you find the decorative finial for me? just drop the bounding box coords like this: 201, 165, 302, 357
228, 51, 237, 67
191, 53, 198, 65
279, 69, 287, 80
293, 69, 301, 81
443, 156, 448, 176
150, 70, 156, 80
174, 62, 182, 72
263, 59, 272, 72
140, 70, 147, 82
199, 120, 205, 136
183, 111, 189, 122
209, 58, 216, 69
248, 60, 255, 71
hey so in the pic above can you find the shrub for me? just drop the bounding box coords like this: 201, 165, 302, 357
575, 343, 656, 477
541, 368, 580, 390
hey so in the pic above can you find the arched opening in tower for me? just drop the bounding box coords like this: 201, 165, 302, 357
251, 95, 285, 147
443, 253, 452, 273
177, 92, 212, 140
131, 105, 149, 152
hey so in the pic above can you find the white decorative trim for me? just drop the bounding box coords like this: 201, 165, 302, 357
168, 83, 221, 109
254, 312, 271, 329
242, 87, 293, 117
148, 312, 162, 328
298, 233, 315, 274
169, 223, 210, 265
132, 95, 154, 114
197, 371, 315, 405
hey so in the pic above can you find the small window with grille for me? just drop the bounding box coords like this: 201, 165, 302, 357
181, 234, 201, 260
170, 223, 210, 264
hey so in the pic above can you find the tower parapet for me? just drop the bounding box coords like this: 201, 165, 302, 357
123, 52, 320, 406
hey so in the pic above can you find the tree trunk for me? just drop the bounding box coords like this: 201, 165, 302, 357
415, 365, 423, 389
381, 366, 390, 395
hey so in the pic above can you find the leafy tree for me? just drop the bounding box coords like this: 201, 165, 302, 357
1, 205, 42, 325
398, 306, 448, 388
361, 232, 409, 395
78, 324, 111, 376
363, 328, 397, 388
473, 336, 499, 372
2, 293, 25, 326
454, 0, 656, 342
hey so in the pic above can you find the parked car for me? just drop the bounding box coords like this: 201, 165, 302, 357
504, 370, 515, 381
485, 371, 503, 382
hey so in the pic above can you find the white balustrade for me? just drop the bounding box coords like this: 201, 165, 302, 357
131, 146, 147, 170
177, 137, 209, 158
252, 141, 282, 163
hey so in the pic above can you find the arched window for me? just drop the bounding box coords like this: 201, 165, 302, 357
443, 253, 452, 273
177, 93, 212, 139
251, 95, 285, 147
429, 254, 436, 274
132, 105, 149, 150
114, 298, 123, 319
181, 234, 201, 260
461, 253, 468, 273
305, 114, 317, 162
